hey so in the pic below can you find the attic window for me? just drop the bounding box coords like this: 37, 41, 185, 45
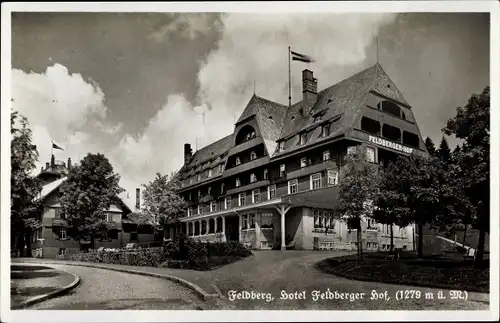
291, 116, 296, 120
268, 116, 273, 120
327, 99, 333, 103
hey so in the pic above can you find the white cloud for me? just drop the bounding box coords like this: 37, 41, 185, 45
148, 13, 222, 43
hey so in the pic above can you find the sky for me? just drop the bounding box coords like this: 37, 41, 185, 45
11, 12, 490, 197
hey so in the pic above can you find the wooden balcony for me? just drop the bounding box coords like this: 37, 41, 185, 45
287, 159, 337, 180
226, 179, 271, 196
227, 136, 263, 157
222, 156, 270, 178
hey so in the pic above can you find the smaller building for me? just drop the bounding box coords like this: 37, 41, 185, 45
30, 156, 158, 258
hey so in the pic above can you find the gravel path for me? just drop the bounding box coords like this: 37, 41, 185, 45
29, 265, 206, 310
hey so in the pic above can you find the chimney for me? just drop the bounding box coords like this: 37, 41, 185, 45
302, 69, 318, 103
45, 162, 49, 170
135, 188, 140, 209
41, 166, 43, 172
67, 157, 72, 168
184, 143, 193, 165
50, 154, 55, 167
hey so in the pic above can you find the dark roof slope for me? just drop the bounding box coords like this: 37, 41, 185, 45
185, 134, 234, 169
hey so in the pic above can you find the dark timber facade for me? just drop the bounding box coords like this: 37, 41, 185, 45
169, 64, 428, 251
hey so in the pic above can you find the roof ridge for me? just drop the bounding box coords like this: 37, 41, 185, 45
253, 94, 287, 108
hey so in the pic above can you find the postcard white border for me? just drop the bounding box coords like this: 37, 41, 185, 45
1, 1, 498, 322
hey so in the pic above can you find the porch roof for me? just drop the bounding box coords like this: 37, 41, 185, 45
179, 198, 283, 222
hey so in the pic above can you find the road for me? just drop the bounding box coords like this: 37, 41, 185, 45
30, 265, 208, 310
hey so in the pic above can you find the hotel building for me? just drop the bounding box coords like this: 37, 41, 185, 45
168, 63, 427, 251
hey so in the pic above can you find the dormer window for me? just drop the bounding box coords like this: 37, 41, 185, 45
323, 150, 330, 161
221, 183, 225, 194
300, 133, 307, 145
250, 151, 257, 160
218, 164, 222, 173
300, 157, 308, 168
321, 124, 330, 137
278, 141, 285, 152
198, 190, 201, 198
236, 178, 241, 187
208, 186, 212, 195
235, 157, 241, 166
279, 164, 286, 177
263, 169, 268, 180
208, 169, 213, 177
197, 174, 201, 182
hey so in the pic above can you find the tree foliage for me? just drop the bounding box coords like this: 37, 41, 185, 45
11, 110, 42, 255
443, 86, 489, 264
438, 136, 451, 164
59, 153, 124, 245
424, 137, 437, 156
338, 147, 379, 261
141, 172, 187, 230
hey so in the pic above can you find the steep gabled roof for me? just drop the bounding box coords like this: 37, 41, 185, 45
272, 63, 410, 157
185, 134, 234, 169
37, 177, 67, 201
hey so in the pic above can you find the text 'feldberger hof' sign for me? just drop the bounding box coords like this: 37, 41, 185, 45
368, 135, 413, 154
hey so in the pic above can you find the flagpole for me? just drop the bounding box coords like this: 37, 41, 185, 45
288, 46, 291, 108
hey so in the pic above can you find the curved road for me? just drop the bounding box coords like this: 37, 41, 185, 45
30, 265, 206, 310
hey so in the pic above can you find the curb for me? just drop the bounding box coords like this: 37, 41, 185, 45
11, 263, 81, 309
17, 260, 220, 301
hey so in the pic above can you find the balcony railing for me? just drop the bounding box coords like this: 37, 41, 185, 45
222, 156, 270, 178
287, 159, 337, 180
227, 136, 263, 157
226, 179, 271, 196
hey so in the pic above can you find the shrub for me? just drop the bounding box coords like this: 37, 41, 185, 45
59, 248, 164, 267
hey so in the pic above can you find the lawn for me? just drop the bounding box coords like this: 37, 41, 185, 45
317, 252, 489, 293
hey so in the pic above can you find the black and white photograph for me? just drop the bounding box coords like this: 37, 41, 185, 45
1, 1, 498, 322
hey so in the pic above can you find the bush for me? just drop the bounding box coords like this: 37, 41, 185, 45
58, 248, 164, 267
160, 234, 252, 270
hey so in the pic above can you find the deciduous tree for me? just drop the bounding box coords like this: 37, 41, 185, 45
59, 153, 124, 249
443, 86, 490, 265
338, 147, 379, 261
142, 172, 187, 233
11, 110, 42, 256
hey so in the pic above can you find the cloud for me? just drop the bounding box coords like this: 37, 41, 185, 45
148, 13, 223, 43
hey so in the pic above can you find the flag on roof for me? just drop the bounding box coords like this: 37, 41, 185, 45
291, 50, 315, 63
52, 142, 64, 151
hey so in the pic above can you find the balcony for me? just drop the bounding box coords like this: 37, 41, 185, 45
226, 179, 271, 196
222, 156, 270, 178
199, 195, 214, 203
287, 159, 337, 180
227, 136, 263, 157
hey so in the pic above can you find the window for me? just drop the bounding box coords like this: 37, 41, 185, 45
268, 185, 276, 200
198, 190, 201, 198
187, 207, 193, 217
210, 201, 217, 212
263, 169, 268, 180
288, 179, 298, 194
366, 147, 375, 163
249, 213, 256, 229
323, 150, 330, 161
278, 141, 285, 152
236, 178, 241, 187
279, 164, 286, 177
250, 151, 257, 160
321, 124, 330, 137
197, 204, 201, 215
208, 186, 212, 195
225, 196, 231, 210
197, 174, 201, 182
59, 228, 67, 240
327, 170, 338, 186
208, 169, 213, 177
201, 220, 207, 235
239, 193, 246, 206
221, 183, 225, 194
310, 173, 322, 190
242, 215, 248, 230
107, 213, 114, 222
252, 189, 260, 203
199, 204, 205, 214
190, 177, 193, 184
300, 157, 308, 168
235, 157, 241, 165
188, 192, 192, 201
347, 146, 357, 155
250, 173, 257, 183
300, 133, 307, 145
218, 164, 223, 173
261, 213, 273, 229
